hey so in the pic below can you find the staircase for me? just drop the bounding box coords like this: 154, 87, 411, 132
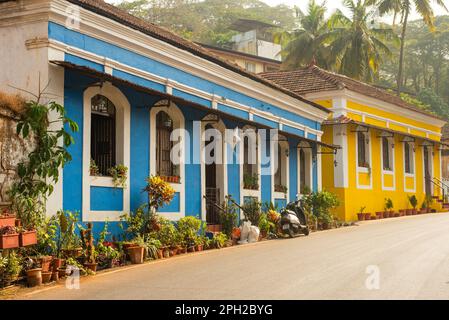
429, 178, 449, 212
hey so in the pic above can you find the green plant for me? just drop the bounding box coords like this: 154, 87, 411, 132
212, 232, 228, 249
90, 159, 99, 176
359, 206, 366, 214
156, 217, 178, 247
302, 190, 340, 227
409, 195, 418, 209
243, 173, 259, 190
144, 175, 176, 213
4, 251, 22, 280
65, 257, 88, 275
177, 216, 202, 247
55, 210, 82, 256
119, 205, 147, 240
219, 198, 238, 238
108, 164, 128, 188
242, 198, 262, 226
80, 222, 97, 264
258, 213, 273, 236
35, 217, 58, 256
9, 94, 78, 230
384, 198, 394, 211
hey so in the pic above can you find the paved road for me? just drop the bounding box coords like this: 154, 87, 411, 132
15, 213, 449, 300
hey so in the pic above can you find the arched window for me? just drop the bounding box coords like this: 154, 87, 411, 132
156, 111, 177, 178
91, 94, 116, 176
243, 132, 259, 190
300, 149, 306, 194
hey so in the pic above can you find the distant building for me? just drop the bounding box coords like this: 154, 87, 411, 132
201, 43, 281, 74
200, 19, 282, 74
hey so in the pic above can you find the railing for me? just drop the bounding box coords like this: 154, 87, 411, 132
203, 190, 223, 225
427, 177, 447, 202
433, 177, 449, 202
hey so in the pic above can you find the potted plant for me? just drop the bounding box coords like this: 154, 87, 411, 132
127, 235, 146, 264
231, 227, 241, 245
0, 225, 19, 249
0, 210, 16, 228
420, 201, 428, 214
18, 226, 38, 247
408, 195, 418, 215
383, 198, 393, 218
357, 207, 366, 221
80, 223, 98, 272
90, 159, 100, 176
1, 251, 22, 287
258, 213, 272, 239
375, 212, 383, 219
243, 173, 259, 190
24, 257, 42, 287
108, 164, 128, 188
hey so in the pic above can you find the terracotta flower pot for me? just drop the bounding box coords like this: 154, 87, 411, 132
187, 246, 195, 253
364, 213, 372, 221
420, 209, 427, 214
52, 258, 65, 272
0, 233, 19, 249
357, 213, 364, 221
26, 268, 42, 287
19, 230, 37, 247
196, 244, 203, 252
394, 213, 400, 217
0, 216, 16, 227
375, 212, 383, 219
382, 211, 389, 219
38, 256, 53, 272
84, 262, 98, 273
41, 271, 52, 284
58, 268, 67, 278
127, 246, 145, 264
51, 272, 59, 282
157, 249, 164, 259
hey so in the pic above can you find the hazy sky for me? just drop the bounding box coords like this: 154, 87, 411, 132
267, 0, 448, 22
106, 0, 448, 23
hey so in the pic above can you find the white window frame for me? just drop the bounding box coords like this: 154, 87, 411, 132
355, 128, 372, 189
381, 136, 395, 191
82, 82, 131, 222
239, 125, 261, 213
150, 100, 185, 221
403, 141, 416, 193
298, 141, 313, 195
272, 137, 289, 202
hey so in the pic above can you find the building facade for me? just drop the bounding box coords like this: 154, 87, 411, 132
0, 0, 331, 235
262, 66, 448, 221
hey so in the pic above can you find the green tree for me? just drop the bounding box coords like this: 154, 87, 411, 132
327, 0, 398, 81
370, 0, 448, 95
274, 0, 332, 69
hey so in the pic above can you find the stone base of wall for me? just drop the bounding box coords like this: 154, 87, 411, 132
0, 99, 35, 206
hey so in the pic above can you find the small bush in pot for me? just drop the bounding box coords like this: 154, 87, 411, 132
408, 195, 418, 215
357, 207, 366, 221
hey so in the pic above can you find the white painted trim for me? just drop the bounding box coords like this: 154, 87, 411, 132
46, 39, 324, 138
380, 136, 396, 191
6, 0, 328, 122
298, 142, 313, 194
404, 142, 416, 193
304, 89, 446, 128
200, 116, 228, 222
271, 136, 289, 203
239, 126, 262, 219
82, 83, 131, 222
149, 100, 185, 220
421, 145, 434, 195
355, 128, 372, 190
333, 123, 349, 189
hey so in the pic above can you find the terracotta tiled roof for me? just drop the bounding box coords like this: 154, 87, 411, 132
63, 0, 329, 114
261, 65, 443, 120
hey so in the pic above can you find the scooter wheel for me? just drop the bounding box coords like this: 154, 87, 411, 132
288, 228, 295, 238
303, 228, 310, 236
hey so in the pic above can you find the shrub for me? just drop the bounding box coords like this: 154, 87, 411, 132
177, 216, 202, 247
242, 198, 262, 226
219, 200, 238, 238
303, 190, 340, 227
408, 195, 418, 209
144, 175, 175, 212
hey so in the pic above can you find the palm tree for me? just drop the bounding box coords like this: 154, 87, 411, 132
369, 0, 448, 95
274, 0, 332, 69
327, 0, 398, 82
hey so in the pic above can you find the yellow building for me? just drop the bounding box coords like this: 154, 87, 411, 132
262, 66, 448, 221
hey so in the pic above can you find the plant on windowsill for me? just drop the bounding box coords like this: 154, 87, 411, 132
243, 173, 259, 190
90, 159, 100, 176
274, 185, 288, 194
108, 164, 128, 188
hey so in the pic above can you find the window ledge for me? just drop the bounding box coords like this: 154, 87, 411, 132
90, 176, 122, 188
383, 170, 394, 175
357, 167, 370, 173
405, 173, 415, 178
274, 192, 287, 200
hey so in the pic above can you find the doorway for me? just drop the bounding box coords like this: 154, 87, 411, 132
201, 118, 227, 224
424, 147, 432, 196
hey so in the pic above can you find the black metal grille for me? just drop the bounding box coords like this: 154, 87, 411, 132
91, 95, 116, 176
205, 187, 221, 225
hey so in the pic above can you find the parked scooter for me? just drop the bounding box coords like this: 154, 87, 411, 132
279, 198, 310, 238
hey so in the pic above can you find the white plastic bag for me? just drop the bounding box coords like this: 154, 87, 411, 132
238, 221, 252, 244
248, 226, 260, 243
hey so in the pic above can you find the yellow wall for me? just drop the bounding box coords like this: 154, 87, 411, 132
318, 98, 444, 222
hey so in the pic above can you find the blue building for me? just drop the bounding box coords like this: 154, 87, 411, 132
0, 0, 333, 236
